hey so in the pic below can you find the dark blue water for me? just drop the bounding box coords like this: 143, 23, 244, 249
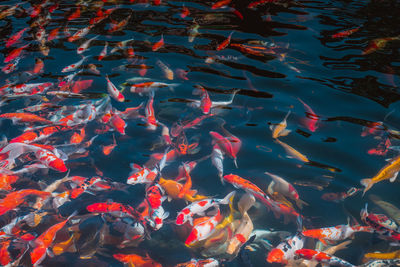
0, 0, 399, 266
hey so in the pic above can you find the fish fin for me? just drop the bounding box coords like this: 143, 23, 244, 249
319, 238, 328, 246
295, 199, 308, 209
188, 189, 197, 196
279, 129, 291, 137
220, 191, 236, 205
360, 178, 374, 196
390, 171, 399, 182
267, 181, 275, 195
167, 196, 172, 202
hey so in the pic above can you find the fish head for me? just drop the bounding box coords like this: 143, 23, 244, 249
267, 248, 287, 264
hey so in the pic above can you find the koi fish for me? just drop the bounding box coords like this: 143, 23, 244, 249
130, 81, 179, 95
31, 212, 76, 267
211, 144, 224, 182
0, 112, 52, 125
6, 27, 28, 48
32, 58, 44, 74
267, 233, 305, 264
145, 91, 158, 131
109, 15, 132, 33
361, 203, 400, 233
216, 31, 233, 51
4, 44, 29, 63
0, 189, 50, 216
61, 56, 88, 73
159, 177, 207, 202
176, 191, 235, 225
321, 187, 359, 203
35, 149, 68, 172
180, 6, 190, 18
102, 134, 116, 155
361, 154, 400, 195
265, 171, 307, 209
331, 27, 359, 38
106, 75, 125, 102
298, 98, 319, 132
67, 6, 81, 21
363, 36, 400, 55
295, 249, 355, 267
188, 24, 200, 43
113, 253, 162, 267
212, 0, 232, 9
302, 224, 373, 245
364, 249, 400, 260
156, 60, 174, 80
210, 131, 240, 167
223, 174, 273, 208
110, 112, 126, 135
185, 209, 222, 246
270, 110, 291, 138
2, 57, 20, 74
68, 25, 94, 42
275, 138, 310, 163
70, 127, 85, 144
175, 258, 219, 267
47, 27, 60, 42
152, 34, 164, 51
98, 42, 108, 60
52, 232, 80, 256
77, 35, 98, 54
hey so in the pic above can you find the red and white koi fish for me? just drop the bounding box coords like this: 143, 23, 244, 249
210, 131, 240, 167
216, 31, 233, 51
302, 224, 373, 245
34, 149, 68, 172
61, 56, 88, 73
111, 38, 134, 53
267, 233, 305, 265
176, 191, 235, 225
130, 81, 179, 95
4, 44, 29, 63
90, 8, 115, 25
12, 82, 53, 96
145, 91, 158, 131
6, 27, 28, 48
98, 42, 108, 60
295, 249, 355, 267
150, 206, 169, 230
152, 34, 164, 51
185, 209, 222, 246
2, 57, 20, 74
361, 203, 400, 233
68, 25, 94, 42
127, 164, 158, 185
265, 171, 307, 209
105, 75, 125, 102
193, 86, 211, 114
77, 35, 98, 54
67, 6, 81, 21
298, 98, 319, 132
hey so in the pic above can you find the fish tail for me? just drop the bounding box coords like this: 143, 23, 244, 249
220, 191, 236, 205
360, 178, 374, 196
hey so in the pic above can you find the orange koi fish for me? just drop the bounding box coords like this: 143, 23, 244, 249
113, 253, 162, 267
67, 6, 81, 21
47, 27, 60, 42
10, 125, 71, 144
270, 110, 291, 138
152, 34, 164, 51
0, 189, 50, 216
32, 58, 44, 74
70, 127, 85, 144
159, 177, 207, 202
210, 131, 241, 167
6, 27, 28, 48
68, 25, 94, 42
108, 14, 131, 33
212, 0, 232, 9
0, 113, 52, 125
0, 172, 19, 191
331, 27, 359, 39
110, 112, 126, 135
102, 134, 117, 155
31, 212, 76, 267
181, 6, 190, 18
216, 32, 233, 51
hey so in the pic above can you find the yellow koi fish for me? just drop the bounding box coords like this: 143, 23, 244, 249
364, 249, 400, 260
275, 139, 310, 163
270, 110, 291, 139
361, 155, 400, 195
